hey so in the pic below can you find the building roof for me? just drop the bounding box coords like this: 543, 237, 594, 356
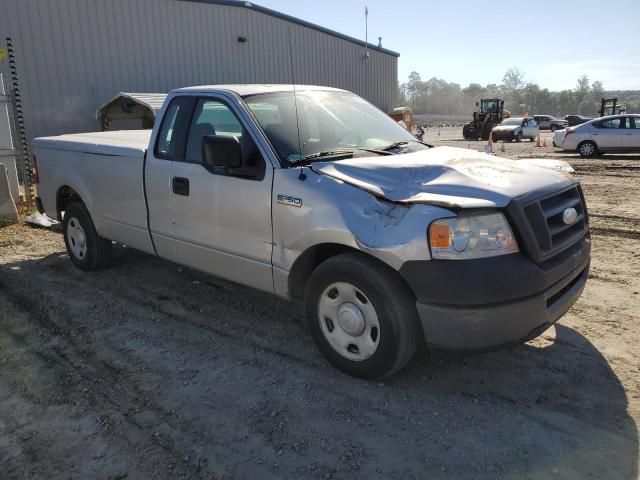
176, 84, 347, 96
176, 0, 400, 57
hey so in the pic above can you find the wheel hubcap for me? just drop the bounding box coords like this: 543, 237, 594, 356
67, 217, 87, 259
317, 282, 380, 361
582, 144, 594, 155
337, 303, 366, 336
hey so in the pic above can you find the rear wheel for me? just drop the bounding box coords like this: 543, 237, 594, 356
63, 202, 112, 270
550, 125, 558, 132
515, 132, 522, 143
578, 141, 598, 158
305, 253, 421, 380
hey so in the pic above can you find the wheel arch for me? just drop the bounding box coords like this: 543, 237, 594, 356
56, 185, 84, 221
287, 243, 416, 302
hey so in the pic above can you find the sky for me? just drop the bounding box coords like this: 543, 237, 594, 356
254, 0, 640, 91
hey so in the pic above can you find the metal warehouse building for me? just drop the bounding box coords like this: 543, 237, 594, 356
0, 0, 399, 140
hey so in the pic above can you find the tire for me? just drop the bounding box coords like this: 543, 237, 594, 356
529, 137, 535, 142
63, 202, 112, 271
515, 132, 522, 143
492, 133, 498, 142
462, 123, 474, 140
578, 141, 598, 158
550, 125, 557, 132
304, 252, 421, 380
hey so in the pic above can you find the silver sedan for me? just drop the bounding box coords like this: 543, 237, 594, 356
557, 114, 640, 157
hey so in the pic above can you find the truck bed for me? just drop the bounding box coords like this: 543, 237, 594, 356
33, 129, 155, 255
33, 130, 151, 157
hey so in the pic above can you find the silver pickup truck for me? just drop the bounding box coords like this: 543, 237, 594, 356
33, 85, 591, 379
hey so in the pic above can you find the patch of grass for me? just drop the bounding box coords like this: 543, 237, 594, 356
0, 238, 25, 248
0, 217, 18, 228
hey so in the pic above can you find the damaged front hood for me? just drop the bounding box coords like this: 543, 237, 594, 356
312, 146, 573, 208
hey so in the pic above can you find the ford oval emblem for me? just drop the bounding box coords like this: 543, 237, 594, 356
563, 207, 578, 225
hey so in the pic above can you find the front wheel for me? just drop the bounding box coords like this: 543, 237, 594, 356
578, 141, 598, 158
63, 202, 112, 270
305, 253, 421, 380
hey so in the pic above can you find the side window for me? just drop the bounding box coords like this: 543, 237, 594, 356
631, 118, 640, 129
599, 118, 623, 129
185, 98, 265, 178
156, 101, 180, 156
155, 96, 193, 158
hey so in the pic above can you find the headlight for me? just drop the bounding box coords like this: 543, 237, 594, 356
428, 212, 519, 260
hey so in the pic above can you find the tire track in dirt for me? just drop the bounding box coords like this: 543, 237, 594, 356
0, 286, 207, 479
590, 226, 640, 240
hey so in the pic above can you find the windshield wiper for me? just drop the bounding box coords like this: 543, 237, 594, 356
355, 147, 395, 156
294, 149, 355, 166
292, 145, 400, 167
378, 139, 433, 152
380, 141, 410, 151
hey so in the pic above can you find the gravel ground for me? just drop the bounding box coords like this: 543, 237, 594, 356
1, 129, 639, 479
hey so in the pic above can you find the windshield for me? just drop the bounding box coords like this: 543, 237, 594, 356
480, 100, 498, 113
501, 118, 523, 126
244, 90, 422, 165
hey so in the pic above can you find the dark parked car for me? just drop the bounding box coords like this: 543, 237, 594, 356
564, 115, 592, 127
533, 115, 568, 131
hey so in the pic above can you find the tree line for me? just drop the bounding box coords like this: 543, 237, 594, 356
398, 68, 640, 118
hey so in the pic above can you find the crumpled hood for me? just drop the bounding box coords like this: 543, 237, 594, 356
312, 146, 573, 208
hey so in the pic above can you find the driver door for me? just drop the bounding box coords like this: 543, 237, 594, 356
169, 96, 275, 293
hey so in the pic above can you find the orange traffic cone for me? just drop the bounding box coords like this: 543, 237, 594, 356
535, 133, 542, 147
543, 137, 548, 148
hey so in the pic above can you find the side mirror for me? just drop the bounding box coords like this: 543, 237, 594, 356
202, 135, 242, 169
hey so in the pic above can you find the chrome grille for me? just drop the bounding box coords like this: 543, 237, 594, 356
508, 184, 589, 263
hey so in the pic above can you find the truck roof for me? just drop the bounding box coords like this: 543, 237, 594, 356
174, 84, 348, 97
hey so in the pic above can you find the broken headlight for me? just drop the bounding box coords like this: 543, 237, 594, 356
428, 212, 519, 260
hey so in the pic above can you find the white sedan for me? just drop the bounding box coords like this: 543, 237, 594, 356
558, 114, 640, 157
491, 117, 539, 142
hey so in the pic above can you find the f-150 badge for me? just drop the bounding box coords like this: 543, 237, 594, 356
277, 194, 302, 208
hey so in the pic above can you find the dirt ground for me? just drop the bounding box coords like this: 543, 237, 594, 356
1, 129, 639, 479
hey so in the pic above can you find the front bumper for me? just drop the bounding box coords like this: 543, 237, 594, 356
400, 236, 590, 350
492, 130, 516, 141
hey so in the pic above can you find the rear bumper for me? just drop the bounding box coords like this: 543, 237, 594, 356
400, 236, 590, 350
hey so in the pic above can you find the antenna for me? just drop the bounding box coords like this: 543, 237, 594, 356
364, 6, 369, 99
365, 6, 369, 56
287, 27, 306, 181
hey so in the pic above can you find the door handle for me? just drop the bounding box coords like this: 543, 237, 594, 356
172, 177, 190, 196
